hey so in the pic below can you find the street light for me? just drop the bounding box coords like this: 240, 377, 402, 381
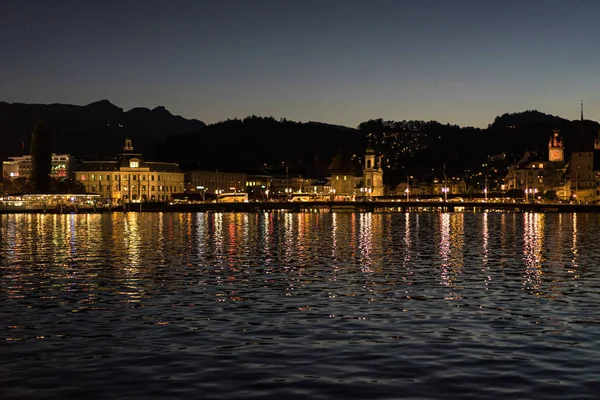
197, 186, 205, 202
484, 175, 488, 202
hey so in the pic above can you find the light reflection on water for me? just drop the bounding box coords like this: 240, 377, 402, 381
2, 212, 600, 399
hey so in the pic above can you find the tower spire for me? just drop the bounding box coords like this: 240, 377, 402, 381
580, 100, 584, 139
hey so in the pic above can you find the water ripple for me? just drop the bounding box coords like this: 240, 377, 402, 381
2, 212, 600, 399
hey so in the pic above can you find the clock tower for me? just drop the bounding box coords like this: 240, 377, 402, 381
548, 129, 563, 162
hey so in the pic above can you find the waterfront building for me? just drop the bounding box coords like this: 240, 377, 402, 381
2, 154, 74, 180
186, 170, 247, 196
245, 172, 272, 200
328, 149, 362, 200
301, 178, 332, 196
429, 177, 468, 196
569, 102, 599, 203
506, 129, 569, 201
74, 138, 184, 204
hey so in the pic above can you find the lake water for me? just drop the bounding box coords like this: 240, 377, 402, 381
1, 212, 600, 399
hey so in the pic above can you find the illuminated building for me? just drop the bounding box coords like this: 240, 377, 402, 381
185, 170, 247, 195
548, 129, 564, 162
569, 101, 597, 202
74, 138, 184, 204
2, 154, 74, 179
328, 149, 362, 200
506, 128, 570, 201
362, 147, 384, 196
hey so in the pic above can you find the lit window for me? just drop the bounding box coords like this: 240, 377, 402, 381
130, 160, 139, 168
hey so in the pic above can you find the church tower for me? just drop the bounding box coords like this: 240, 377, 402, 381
548, 129, 564, 162
594, 120, 600, 150
362, 147, 384, 197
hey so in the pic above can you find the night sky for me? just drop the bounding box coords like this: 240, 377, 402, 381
2, 0, 599, 128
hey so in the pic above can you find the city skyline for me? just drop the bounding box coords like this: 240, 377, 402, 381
2, 0, 600, 128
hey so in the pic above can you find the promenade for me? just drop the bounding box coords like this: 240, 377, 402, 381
2, 200, 600, 214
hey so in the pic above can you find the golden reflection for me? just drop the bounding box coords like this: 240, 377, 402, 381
403, 213, 411, 270
522, 213, 545, 297
262, 212, 272, 264
482, 213, 492, 290
482, 212, 488, 265
195, 212, 206, 259
156, 212, 165, 265
331, 213, 338, 260
439, 213, 451, 284
358, 213, 373, 272
295, 213, 308, 264
283, 211, 294, 265
213, 212, 224, 261
439, 213, 464, 297
123, 212, 141, 270
571, 213, 578, 267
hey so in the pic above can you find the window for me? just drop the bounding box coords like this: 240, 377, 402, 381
91, 174, 96, 181
132, 175, 137, 181
130, 159, 139, 168
98, 175, 102, 181
106, 175, 110, 181
142, 185, 146, 191
151, 175, 155, 181
151, 186, 155, 191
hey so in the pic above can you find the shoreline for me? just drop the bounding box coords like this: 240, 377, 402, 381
1, 201, 600, 214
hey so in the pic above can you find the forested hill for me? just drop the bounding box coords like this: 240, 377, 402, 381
3, 100, 599, 186
488, 110, 599, 153
0, 100, 205, 160
155, 116, 366, 176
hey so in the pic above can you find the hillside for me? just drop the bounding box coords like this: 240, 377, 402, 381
156, 116, 366, 176
0, 100, 205, 160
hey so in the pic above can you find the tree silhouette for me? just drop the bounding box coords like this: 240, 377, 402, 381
30, 120, 52, 193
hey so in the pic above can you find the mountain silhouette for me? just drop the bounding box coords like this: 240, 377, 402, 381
0, 100, 205, 160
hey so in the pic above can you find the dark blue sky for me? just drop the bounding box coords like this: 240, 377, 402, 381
2, 0, 599, 127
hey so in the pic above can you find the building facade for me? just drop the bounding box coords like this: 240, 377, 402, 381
185, 170, 247, 196
328, 149, 361, 200
2, 154, 74, 180
74, 139, 184, 204
362, 148, 384, 197
506, 129, 569, 200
